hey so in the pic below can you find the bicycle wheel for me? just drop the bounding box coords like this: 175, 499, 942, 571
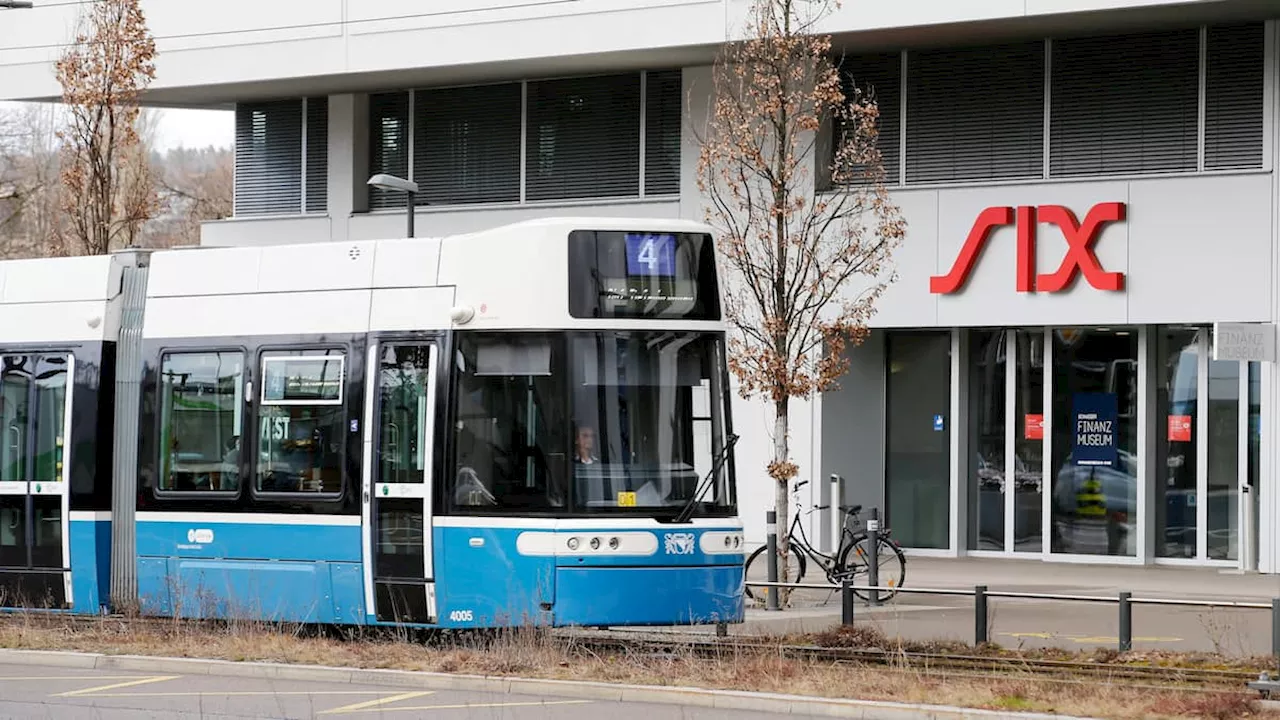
837, 535, 906, 602
744, 543, 807, 601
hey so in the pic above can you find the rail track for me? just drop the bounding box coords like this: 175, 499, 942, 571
559, 629, 1265, 691
0, 612, 1266, 692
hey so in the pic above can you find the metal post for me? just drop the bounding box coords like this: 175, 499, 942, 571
1271, 598, 1280, 665
974, 585, 988, 646
766, 510, 780, 611
867, 508, 881, 607
829, 473, 842, 553
1118, 592, 1132, 652
841, 579, 855, 625
406, 191, 416, 238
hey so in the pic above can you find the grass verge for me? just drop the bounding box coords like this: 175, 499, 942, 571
0, 613, 1274, 720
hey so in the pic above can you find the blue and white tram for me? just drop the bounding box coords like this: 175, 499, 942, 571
2, 217, 744, 629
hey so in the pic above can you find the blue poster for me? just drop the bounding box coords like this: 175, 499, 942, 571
625, 233, 676, 277
1072, 392, 1117, 467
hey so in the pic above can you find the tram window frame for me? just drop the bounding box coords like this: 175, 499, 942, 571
153, 348, 248, 497
252, 347, 349, 499
447, 332, 570, 515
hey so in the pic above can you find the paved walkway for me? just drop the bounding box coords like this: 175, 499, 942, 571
0, 662, 828, 719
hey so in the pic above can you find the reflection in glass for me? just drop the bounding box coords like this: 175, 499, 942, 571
1014, 330, 1045, 552
966, 330, 1005, 551
452, 333, 568, 511
1050, 329, 1137, 557
886, 331, 951, 550
0, 357, 30, 483
1207, 356, 1240, 561
33, 355, 67, 484
256, 350, 345, 494
375, 507, 424, 579
571, 331, 730, 513
449, 332, 733, 517
1156, 329, 1199, 559
159, 352, 244, 492
378, 346, 432, 485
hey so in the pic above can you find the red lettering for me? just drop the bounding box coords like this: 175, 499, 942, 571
1034, 202, 1126, 293
930, 202, 1126, 294
928, 207, 1013, 294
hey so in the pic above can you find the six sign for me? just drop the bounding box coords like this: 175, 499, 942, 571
930, 202, 1127, 294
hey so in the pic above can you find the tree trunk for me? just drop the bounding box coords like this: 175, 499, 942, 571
772, 397, 792, 604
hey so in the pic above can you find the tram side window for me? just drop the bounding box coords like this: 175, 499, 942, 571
256, 350, 345, 495
451, 334, 568, 512
158, 351, 245, 492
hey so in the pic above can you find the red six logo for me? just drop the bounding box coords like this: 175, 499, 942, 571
930, 202, 1127, 294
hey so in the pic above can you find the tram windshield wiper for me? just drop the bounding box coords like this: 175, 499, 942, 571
671, 433, 739, 524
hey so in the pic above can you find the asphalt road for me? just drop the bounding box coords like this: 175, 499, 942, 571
0, 662, 828, 720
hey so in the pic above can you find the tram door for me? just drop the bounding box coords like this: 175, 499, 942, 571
0, 353, 73, 608
363, 342, 437, 624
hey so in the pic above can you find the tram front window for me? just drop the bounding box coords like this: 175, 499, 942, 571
570, 332, 732, 515
450, 331, 734, 517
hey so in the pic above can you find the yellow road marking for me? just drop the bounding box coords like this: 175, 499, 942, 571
0, 671, 146, 676
89, 691, 403, 698
317, 691, 434, 715
55, 675, 181, 697
380, 700, 593, 713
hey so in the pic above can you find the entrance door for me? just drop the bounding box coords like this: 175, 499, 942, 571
0, 353, 73, 608
362, 342, 437, 624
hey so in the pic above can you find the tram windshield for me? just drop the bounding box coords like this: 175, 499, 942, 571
451, 330, 735, 517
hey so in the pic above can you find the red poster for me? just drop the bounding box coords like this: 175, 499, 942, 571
1168, 415, 1192, 442
1024, 414, 1044, 440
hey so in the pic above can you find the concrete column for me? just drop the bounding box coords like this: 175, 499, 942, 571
327, 93, 369, 243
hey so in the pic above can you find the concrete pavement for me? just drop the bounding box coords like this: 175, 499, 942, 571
0, 662, 830, 719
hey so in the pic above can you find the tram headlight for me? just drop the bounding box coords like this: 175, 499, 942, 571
608, 537, 619, 550
724, 535, 732, 548
590, 537, 601, 550
567, 537, 580, 551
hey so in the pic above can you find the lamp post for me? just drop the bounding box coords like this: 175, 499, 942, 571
367, 173, 419, 239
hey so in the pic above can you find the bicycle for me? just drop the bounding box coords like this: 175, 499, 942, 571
744, 479, 906, 603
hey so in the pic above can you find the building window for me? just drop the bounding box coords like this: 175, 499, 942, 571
367, 71, 682, 208
415, 83, 521, 206
906, 42, 1044, 184
369, 92, 411, 211
1205, 23, 1266, 170
826, 22, 1264, 190
1050, 29, 1200, 177
157, 351, 244, 493
233, 98, 328, 216
834, 53, 900, 186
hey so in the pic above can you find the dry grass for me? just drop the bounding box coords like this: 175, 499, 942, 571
0, 613, 1275, 720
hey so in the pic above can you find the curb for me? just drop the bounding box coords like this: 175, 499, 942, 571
0, 648, 1091, 720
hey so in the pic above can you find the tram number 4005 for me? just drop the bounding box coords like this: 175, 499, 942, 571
448, 610, 474, 622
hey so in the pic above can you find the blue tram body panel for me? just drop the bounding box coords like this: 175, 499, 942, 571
432, 523, 745, 628
136, 519, 365, 624
68, 518, 111, 614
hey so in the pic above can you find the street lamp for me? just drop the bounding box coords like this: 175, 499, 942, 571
0, 2, 35, 8
367, 173, 419, 239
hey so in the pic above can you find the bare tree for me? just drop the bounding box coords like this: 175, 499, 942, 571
695, 0, 906, 596
0, 104, 66, 257
54, 0, 158, 256
151, 145, 233, 247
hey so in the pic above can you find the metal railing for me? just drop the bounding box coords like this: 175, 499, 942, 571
745, 578, 1280, 656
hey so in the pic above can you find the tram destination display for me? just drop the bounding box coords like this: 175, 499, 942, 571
568, 229, 721, 320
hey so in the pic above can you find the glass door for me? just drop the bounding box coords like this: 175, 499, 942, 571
0, 353, 72, 608
363, 342, 437, 624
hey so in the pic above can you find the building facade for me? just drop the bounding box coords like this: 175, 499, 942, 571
4, 0, 1280, 571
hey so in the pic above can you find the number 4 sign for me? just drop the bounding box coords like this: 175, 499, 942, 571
625, 233, 676, 277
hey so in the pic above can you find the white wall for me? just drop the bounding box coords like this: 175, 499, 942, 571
854, 173, 1276, 329
0, 0, 1238, 103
